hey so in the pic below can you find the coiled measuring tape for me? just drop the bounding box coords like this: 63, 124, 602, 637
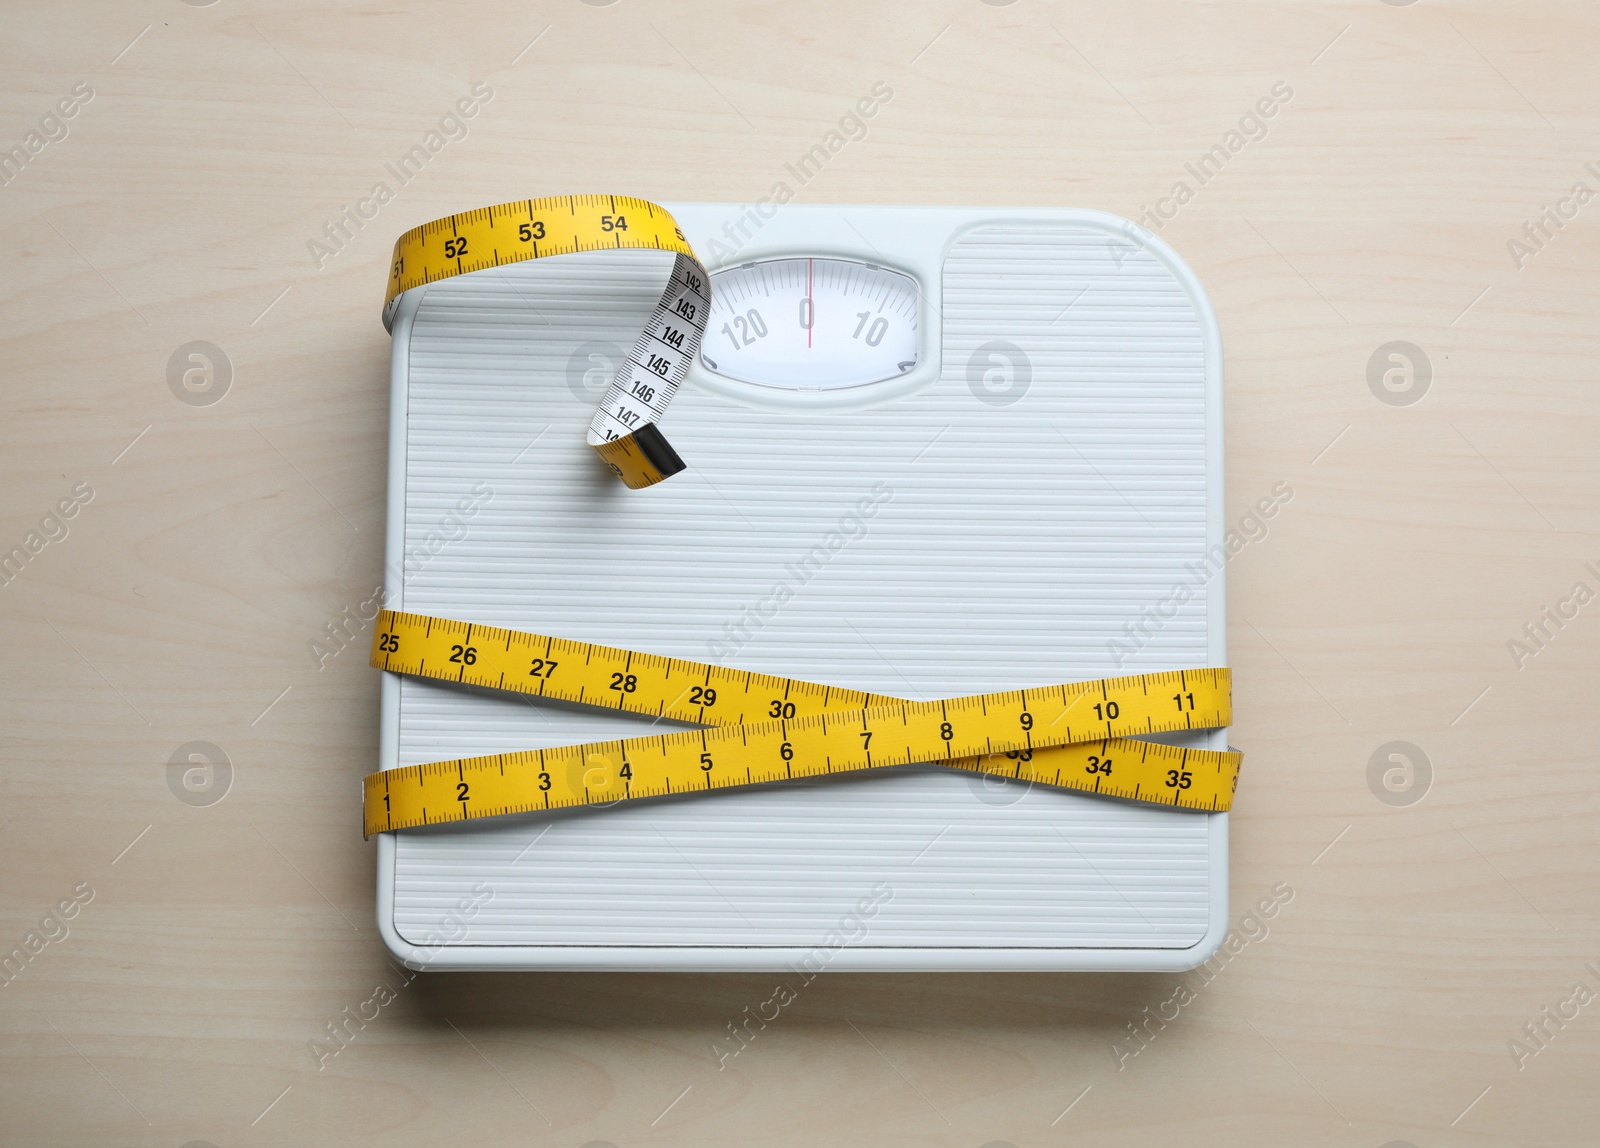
363, 610, 1241, 837
374, 196, 1242, 835
382, 195, 708, 488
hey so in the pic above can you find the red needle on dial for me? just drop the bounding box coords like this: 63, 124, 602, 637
807, 257, 813, 349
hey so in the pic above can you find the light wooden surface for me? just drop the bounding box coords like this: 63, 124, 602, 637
3, 1, 1597, 1145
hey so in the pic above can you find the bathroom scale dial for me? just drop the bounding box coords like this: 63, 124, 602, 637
700, 257, 919, 390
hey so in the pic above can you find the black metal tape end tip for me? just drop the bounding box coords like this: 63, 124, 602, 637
633, 423, 686, 480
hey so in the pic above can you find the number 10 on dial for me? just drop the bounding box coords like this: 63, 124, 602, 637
700, 257, 919, 391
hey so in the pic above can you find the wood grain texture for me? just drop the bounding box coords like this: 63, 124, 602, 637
2, 1, 1597, 1145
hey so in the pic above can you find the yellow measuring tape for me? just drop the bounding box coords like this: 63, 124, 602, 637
383, 195, 708, 489
373, 195, 1243, 836
363, 610, 1241, 837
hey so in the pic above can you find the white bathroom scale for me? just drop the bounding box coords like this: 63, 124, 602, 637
375, 203, 1229, 971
